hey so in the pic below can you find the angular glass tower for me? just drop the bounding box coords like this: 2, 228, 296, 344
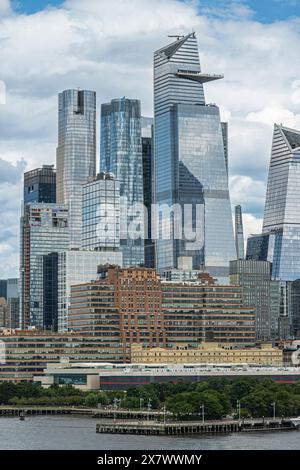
154, 33, 235, 279
235, 205, 245, 259
56, 89, 96, 248
263, 124, 300, 280
100, 98, 144, 267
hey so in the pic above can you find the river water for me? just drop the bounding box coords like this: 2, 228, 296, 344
0, 416, 299, 450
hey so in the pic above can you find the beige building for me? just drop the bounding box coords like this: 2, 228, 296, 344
131, 342, 283, 366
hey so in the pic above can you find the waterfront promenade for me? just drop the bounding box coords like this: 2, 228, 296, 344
0, 406, 165, 420
0, 406, 298, 436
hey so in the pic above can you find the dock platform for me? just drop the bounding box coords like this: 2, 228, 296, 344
96, 418, 296, 436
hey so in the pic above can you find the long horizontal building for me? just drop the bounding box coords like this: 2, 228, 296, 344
68, 267, 255, 363
0, 330, 123, 383
162, 281, 255, 347
131, 343, 283, 366
35, 361, 300, 392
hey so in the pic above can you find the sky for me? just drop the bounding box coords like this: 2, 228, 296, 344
1, 0, 300, 277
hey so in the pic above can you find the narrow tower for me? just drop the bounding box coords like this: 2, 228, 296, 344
235, 205, 245, 259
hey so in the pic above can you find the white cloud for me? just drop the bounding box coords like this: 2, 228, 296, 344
201, 1, 255, 20
243, 213, 263, 246
247, 107, 300, 129
0, 0, 12, 17
0, 0, 300, 275
230, 174, 266, 217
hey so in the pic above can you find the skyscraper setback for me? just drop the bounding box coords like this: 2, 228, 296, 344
153, 33, 235, 279
56, 89, 96, 248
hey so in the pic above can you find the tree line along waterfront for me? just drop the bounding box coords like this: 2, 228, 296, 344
1, 378, 300, 419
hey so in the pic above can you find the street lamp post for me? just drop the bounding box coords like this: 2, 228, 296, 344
147, 398, 152, 422
163, 404, 166, 425
236, 400, 241, 422
113, 398, 118, 423
272, 402, 276, 420
201, 404, 205, 424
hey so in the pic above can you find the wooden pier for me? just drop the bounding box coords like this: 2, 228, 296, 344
96, 418, 296, 436
0, 406, 164, 420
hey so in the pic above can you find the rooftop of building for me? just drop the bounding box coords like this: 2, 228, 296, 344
131, 342, 278, 351
24, 165, 56, 176
40, 361, 300, 376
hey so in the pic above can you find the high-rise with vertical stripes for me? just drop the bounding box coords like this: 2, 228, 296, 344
262, 124, 300, 281
56, 89, 96, 248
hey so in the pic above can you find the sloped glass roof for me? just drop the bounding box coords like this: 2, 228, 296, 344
282, 127, 300, 150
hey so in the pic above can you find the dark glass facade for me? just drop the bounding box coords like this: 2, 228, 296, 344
291, 279, 300, 338
43, 252, 58, 331
142, 117, 155, 268
154, 33, 235, 279
23, 165, 56, 204
246, 232, 273, 261
0, 280, 7, 300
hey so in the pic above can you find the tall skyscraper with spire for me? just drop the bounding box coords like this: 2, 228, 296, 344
153, 33, 235, 280
262, 123, 300, 281
235, 205, 245, 259
56, 89, 96, 248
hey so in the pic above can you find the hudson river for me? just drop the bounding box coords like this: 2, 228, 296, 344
0, 416, 299, 450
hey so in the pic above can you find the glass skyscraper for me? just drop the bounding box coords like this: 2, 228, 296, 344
82, 172, 120, 251
57, 249, 122, 332
20, 165, 57, 329
100, 98, 144, 267
262, 124, 300, 281
20, 204, 69, 329
235, 205, 245, 259
154, 33, 235, 279
56, 89, 96, 248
